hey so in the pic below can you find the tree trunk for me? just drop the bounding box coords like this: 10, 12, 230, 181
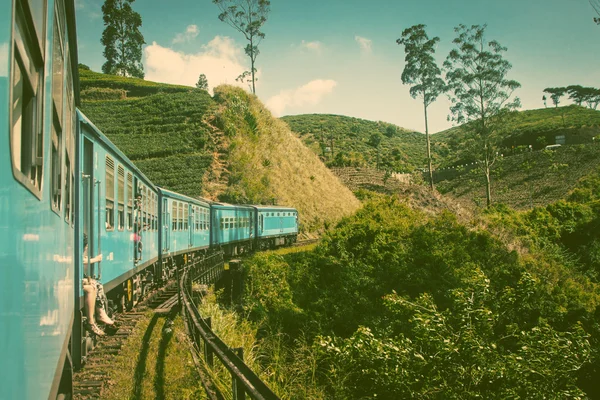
250, 37, 256, 94
485, 156, 492, 207
424, 100, 434, 191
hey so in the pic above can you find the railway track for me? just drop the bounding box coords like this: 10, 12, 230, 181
72, 284, 179, 400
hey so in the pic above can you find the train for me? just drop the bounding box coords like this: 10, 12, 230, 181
0, 1, 298, 399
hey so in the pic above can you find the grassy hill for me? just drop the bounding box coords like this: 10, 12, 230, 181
79, 69, 359, 234
283, 107, 600, 173
281, 114, 428, 172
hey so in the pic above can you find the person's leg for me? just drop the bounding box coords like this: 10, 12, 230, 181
83, 278, 105, 336
95, 282, 114, 325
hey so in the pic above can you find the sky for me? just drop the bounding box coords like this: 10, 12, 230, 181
75, 0, 599, 133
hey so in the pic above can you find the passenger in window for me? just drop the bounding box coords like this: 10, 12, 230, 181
82, 234, 114, 337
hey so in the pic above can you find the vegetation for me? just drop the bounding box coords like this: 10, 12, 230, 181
79, 68, 191, 97
196, 74, 208, 91
101, 0, 145, 78
80, 69, 359, 234
444, 24, 521, 206
239, 169, 600, 397
397, 24, 445, 190
213, 0, 270, 94
281, 114, 427, 172
211, 85, 360, 233
436, 145, 600, 209
432, 105, 600, 168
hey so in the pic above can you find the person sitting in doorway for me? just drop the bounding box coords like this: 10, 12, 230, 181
82, 234, 114, 336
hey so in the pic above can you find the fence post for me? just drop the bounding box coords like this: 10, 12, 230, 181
231, 260, 244, 307
231, 347, 246, 400
204, 317, 213, 368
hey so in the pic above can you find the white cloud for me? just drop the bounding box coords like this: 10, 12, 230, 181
299, 40, 323, 53
266, 79, 337, 116
0, 42, 8, 77
144, 36, 254, 92
172, 25, 199, 44
355, 35, 372, 54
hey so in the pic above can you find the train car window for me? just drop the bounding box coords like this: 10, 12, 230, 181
117, 166, 125, 230
220, 217, 224, 230
153, 193, 157, 231
50, 116, 62, 213
142, 186, 148, 230
127, 173, 133, 230
178, 202, 183, 230
105, 156, 114, 230
64, 55, 74, 224
52, 0, 65, 126
10, 1, 47, 196
172, 201, 177, 230
184, 204, 189, 230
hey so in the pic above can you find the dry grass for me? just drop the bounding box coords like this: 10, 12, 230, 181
208, 86, 361, 235
102, 311, 206, 400
194, 288, 326, 399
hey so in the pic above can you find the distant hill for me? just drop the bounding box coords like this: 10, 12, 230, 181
281, 114, 428, 172
432, 105, 600, 168
78, 69, 360, 234
283, 107, 600, 174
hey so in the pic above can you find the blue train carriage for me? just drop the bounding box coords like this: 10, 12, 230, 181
0, 0, 80, 398
76, 111, 159, 315
157, 188, 210, 279
253, 206, 299, 249
211, 202, 255, 256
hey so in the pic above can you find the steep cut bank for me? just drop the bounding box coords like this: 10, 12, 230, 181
208, 86, 361, 234
78, 69, 359, 234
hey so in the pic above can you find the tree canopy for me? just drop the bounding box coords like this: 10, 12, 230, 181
101, 0, 145, 78
196, 74, 208, 90
397, 24, 445, 190
444, 24, 521, 207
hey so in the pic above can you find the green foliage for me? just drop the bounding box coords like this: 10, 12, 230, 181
444, 24, 521, 206
282, 114, 427, 171
80, 87, 126, 101
243, 193, 600, 397
101, 0, 145, 78
544, 87, 567, 108
319, 273, 590, 399
79, 68, 191, 98
396, 24, 445, 108
195, 73, 208, 90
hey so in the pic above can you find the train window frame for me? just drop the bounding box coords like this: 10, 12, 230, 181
105, 156, 115, 231
63, 52, 74, 225
9, 0, 47, 198
127, 173, 133, 230
117, 165, 125, 231
50, 112, 62, 214
183, 204, 189, 230
172, 201, 177, 231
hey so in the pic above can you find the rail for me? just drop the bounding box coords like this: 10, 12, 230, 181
180, 253, 280, 400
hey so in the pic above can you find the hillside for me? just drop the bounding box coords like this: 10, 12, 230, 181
435, 144, 600, 209
281, 114, 428, 172
283, 107, 600, 174
432, 105, 600, 167
79, 69, 360, 234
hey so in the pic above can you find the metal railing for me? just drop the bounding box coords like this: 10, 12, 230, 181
180, 254, 280, 400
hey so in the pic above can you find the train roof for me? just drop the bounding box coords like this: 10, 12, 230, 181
157, 187, 210, 207
210, 202, 255, 210
251, 205, 297, 212
77, 110, 157, 190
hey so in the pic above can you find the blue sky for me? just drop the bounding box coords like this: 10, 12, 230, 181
75, 0, 599, 133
